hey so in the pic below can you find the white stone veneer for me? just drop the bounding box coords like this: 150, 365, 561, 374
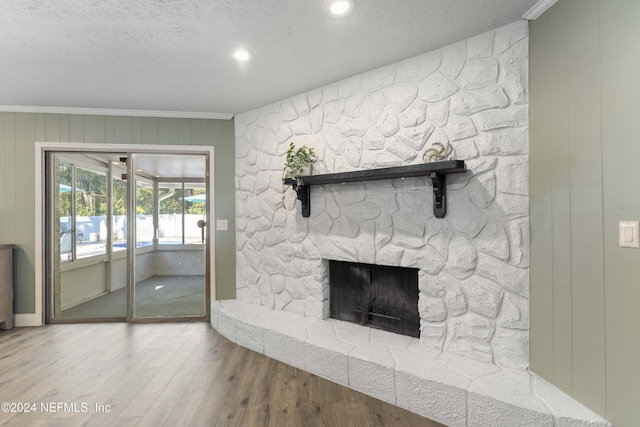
231, 19, 611, 426
236, 20, 529, 369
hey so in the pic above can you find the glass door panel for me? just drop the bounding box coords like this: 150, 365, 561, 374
132, 155, 208, 320
49, 153, 126, 321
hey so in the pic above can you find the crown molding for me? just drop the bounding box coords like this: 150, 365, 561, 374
0, 105, 234, 120
522, 0, 558, 20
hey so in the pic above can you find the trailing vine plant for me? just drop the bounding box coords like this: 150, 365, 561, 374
282, 142, 316, 188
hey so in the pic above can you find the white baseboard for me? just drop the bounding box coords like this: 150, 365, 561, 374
13, 313, 43, 327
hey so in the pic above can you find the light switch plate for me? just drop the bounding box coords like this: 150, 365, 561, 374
619, 221, 639, 248
216, 219, 228, 231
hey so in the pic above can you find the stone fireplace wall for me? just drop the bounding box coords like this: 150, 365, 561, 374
235, 21, 529, 369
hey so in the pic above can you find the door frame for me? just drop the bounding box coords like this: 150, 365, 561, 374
35, 142, 216, 325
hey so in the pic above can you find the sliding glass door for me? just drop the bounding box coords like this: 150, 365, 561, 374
46, 150, 210, 323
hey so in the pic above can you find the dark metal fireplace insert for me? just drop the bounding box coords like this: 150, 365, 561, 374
329, 260, 420, 338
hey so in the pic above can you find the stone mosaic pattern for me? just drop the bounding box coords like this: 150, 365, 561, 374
235, 21, 530, 368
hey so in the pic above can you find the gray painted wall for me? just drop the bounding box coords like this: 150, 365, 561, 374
0, 112, 236, 315
530, 0, 640, 425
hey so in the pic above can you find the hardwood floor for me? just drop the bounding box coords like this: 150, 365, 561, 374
0, 323, 444, 426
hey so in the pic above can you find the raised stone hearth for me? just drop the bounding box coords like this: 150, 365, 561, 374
212, 300, 610, 427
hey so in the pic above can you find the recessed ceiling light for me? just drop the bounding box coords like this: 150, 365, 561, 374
233, 48, 251, 61
330, 0, 351, 15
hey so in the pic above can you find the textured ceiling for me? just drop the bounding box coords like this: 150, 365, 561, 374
0, 0, 539, 116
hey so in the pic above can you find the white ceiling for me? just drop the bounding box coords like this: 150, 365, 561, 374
74, 152, 207, 180
134, 153, 206, 180
0, 0, 540, 117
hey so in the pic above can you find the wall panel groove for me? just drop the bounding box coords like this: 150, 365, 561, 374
531, 0, 640, 423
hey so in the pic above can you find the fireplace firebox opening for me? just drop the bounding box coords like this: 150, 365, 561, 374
328, 260, 420, 338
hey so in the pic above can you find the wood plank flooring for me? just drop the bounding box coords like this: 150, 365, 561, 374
0, 323, 444, 427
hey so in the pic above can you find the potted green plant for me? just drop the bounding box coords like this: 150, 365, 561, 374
282, 142, 316, 187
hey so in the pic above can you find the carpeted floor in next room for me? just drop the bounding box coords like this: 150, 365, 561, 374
60, 275, 206, 319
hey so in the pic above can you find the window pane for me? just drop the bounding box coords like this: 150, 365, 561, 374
157, 182, 206, 246
112, 177, 127, 252
158, 183, 184, 245
136, 180, 154, 248
75, 167, 107, 259
184, 185, 206, 245
59, 163, 73, 261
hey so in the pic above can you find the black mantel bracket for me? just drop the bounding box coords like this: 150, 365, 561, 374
283, 160, 467, 219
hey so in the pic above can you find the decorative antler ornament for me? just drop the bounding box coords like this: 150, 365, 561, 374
422, 142, 453, 163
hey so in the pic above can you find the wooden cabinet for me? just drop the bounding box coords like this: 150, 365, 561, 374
0, 245, 13, 330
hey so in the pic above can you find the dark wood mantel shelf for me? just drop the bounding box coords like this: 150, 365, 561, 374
283, 160, 467, 218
